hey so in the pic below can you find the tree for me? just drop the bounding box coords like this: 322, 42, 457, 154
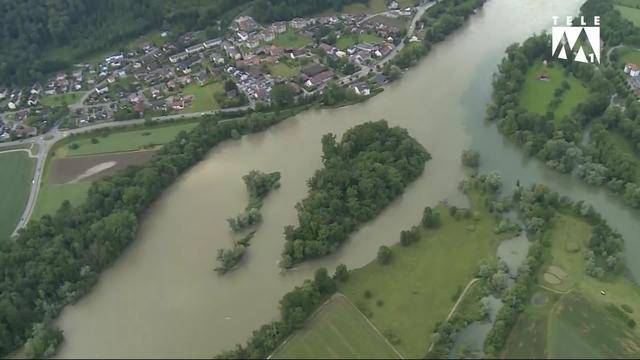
377, 245, 392, 265
421, 206, 441, 228
270, 83, 295, 108
461, 149, 480, 168
334, 264, 349, 281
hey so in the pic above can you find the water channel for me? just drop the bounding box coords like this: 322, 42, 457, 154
55, 0, 640, 357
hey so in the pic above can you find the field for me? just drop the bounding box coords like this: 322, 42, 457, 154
519, 61, 589, 121
180, 82, 224, 113
336, 33, 384, 49
273, 29, 313, 48
616, 46, 640, 65
502, 214, 640, 358
32, 182, 92, 219
616, 4, 640, 26
58, 122, 198, 157
0, 151, 35, 240
337, 191, 504, 358
40, 91, 86, 107
270, 63, 301, 78
49, 151, 155, 184
272, 294, 400, 359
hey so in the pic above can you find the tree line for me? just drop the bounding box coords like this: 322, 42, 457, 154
0, 108, 305, 357
280, 120, 430, 268
250, 0, 368, 24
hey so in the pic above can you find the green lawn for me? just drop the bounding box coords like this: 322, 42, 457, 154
273, 29, 312, 49
59, 122, 198, 157
519, 61, 589, 121
502, 214, 640, 358
181, 82, 224, 113
32, 182, 92, 219
616, 46, 640, 65
40, 91, 86, 107
272, 295, 400, 359
616, 4, 640, 26
338, 191, 503, 358
336, 33, 384, 50
0, 151, 35, 240
270, 63, 301, 78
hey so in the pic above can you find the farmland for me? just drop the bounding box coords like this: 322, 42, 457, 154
272, 294, 400, 359
518, 61, 589, 121
0, 151, 35, 240
615, 2, 640, 26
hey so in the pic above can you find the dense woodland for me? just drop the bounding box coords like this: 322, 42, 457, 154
280, 120, 430, 268
486, 0, 640, 210
0, 108, 306, 357
250, 0, 368, 23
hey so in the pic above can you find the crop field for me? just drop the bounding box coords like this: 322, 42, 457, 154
338, 191, 506, 358
272, 294, 400, 359
0, 151, 35, 240
32, 182, 92, 219
519, 61, 588, 121
59, 122, 198, 157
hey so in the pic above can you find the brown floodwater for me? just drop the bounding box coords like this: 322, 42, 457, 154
55, 0, 640, 357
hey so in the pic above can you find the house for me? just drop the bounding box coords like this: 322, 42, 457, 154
27, 96, 38, 107
246, 36, 260, 49
290, 18, 316, 29
373, 73, 389, 86
210, 52, 226, 65
302, 63, 326, 78
169, 52, 189, 63
95, 86, 109, 95
105, 53, 124, 64
357, 43, 376, 52
261, 30, 276, 42
271, 22, 288, 34
625, 63, 640, 77
186, 43, 205, 54
352, 83, 370, 96
318, 43, 334, 54
232, 16, 259, 32
389, 1, 399, 10
305, 70, 334, 88
171, 97, 185, 110
204, 37, 223, 48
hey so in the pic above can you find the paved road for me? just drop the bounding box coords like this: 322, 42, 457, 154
7, 103, 253, 237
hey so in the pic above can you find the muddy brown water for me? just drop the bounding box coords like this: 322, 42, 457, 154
49, 151, 156, 184
52, 0, 640, 358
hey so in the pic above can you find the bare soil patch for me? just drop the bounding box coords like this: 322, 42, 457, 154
50, 150, 155, 184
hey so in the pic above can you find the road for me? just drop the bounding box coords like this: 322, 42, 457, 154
7, 102, 253, 237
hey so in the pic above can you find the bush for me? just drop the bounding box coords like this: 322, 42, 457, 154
364, 289, 372, 299
377, 245, 391, 265
68, 143, 79, 150
334, 264, 349, 282
90, 137, 99, 144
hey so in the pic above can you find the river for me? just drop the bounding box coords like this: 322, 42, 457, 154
54, 0, 640, 357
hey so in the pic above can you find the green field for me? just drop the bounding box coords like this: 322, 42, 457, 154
270, 63, 301, 78
616, 46, 640, 65
336, 191, 503, 358
273, 29, 312, 48
519, 61, 589, 120
32, 182, 92, 219
59, 122, 198, 157
616, 4, 640, 26
0, 151, 35, 240
40, 91, 86, 107
336, 33, 384, 50
273, 295, 400, 359
180, 81, 224, 113
503, 214, 640, 358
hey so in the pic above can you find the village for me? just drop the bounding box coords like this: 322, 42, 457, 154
0, 2, 424, 142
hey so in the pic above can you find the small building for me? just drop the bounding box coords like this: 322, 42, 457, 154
204, 37, 223, 48
186, 43, 205, 54
169, 52, 189, 63
352, 83, 370, 96
306, 70, 334, 88
302, 63, 326, 78
232, 16, 259, 32
95, 86, 109, 95
625, 63, 640, 77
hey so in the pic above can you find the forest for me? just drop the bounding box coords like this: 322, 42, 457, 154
485, 0, 640, 210
0, 108, 304, 357
250, 0, 368, 23
0, 0, 251, 86
280, 120, 430, 268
